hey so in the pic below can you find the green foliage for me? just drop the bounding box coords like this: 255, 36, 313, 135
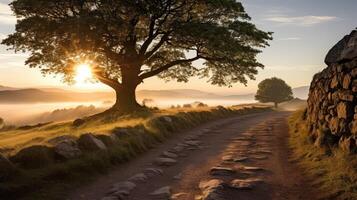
255, 77, 293, 106
2, 0, 272, 88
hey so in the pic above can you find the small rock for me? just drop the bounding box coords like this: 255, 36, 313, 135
199, 179, 224, 191
111, 128, 130, 138
47, 135, 77, 145
154, 157, 177, 166
231, 178, 264, 190
150, 186, 171, 199
96, 134, 118, 147
169, 146, 185, 153
251, 155, 268, 160
210, 167, 235, 176
171, 192, 188, 200
222, 155, 234, 162
128, 173, 148, 183
143, 168, 163, 177
173, 173, 182, 180
10, 145, 56, 169
73, 118, 85, 127
241, 166, 264, 171
233, 157, 249, 162
162, 151, 178, 158
107, 181, 136, 195
77, 133, 107, 152
199, 179, 226, 200
101, 196, 118, 200
185, 140, 202, 146
163, 116, 173, 123
54, 140, 82, 159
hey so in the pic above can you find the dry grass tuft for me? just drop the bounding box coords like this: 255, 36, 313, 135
289, 110, 357, 200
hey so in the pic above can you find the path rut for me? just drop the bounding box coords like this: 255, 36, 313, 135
68, 111, 320, 200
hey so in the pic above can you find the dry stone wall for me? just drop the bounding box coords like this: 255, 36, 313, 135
307, 30, 357, 151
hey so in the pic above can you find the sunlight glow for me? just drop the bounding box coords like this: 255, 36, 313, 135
74, 63, 93, 84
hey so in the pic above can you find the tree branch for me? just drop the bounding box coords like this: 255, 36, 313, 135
139, 56, 201, 80
93, 70, 121, 90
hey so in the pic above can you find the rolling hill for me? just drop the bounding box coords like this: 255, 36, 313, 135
0, 85, 310, 103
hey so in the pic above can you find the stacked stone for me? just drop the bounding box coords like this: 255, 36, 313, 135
307, 30, 357, 151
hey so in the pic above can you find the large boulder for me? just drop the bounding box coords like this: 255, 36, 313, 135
10, 145, 56, 169
96, 134, 118, 147
54, 140, 82, 160
77, 133, 107, 152
47, 135, 78, 145
325, 30, 357, 65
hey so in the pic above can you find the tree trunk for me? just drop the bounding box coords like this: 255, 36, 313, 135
111, 83, 142, 113
274, 102, 278, 108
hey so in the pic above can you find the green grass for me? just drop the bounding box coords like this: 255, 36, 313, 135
289, 110, 357, 200
0, 105, 270, 200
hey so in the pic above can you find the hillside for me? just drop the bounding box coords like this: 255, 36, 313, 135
0, 86, 309, 103
0, 88, 112, 103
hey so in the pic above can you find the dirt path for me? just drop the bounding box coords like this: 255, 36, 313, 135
68, 111, 320, 200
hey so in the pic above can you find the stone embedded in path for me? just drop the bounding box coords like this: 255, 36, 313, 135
169, 145, 185, 153
199, 179, 224, 191
210, 167, 235, 176
184, 135, 200, 141
173, 173, 182, 180
240, 166, 265, 171
150, 186, 171, 199
171, 192, 189, 200
198, 179, 226, 200
162, 151, 178, 158
154, 157, 177, 166
107, 181, 136, 195
230, 178, 264, 190
101, 196, 118, 200
251, 155, 268, 160
222, 155, 249, 163
128, 173, 148, 183
222, 155, 234, 162
143, 168, 163, 177
185, 140, 202, 146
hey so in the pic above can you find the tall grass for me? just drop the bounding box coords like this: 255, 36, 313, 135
289, 110, 357, 200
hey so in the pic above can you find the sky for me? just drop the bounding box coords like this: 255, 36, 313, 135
0, 0, 356, 94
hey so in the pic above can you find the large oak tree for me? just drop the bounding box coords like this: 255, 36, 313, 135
3, 0, 272, 113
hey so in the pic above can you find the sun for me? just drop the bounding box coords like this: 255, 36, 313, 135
74, 63, 93, 83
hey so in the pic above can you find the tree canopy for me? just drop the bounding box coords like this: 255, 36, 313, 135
255, 77, 293, 108
2, 0, 272, 112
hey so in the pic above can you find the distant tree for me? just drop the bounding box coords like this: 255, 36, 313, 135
3, 0, 272, 113
255, 77, 293, 108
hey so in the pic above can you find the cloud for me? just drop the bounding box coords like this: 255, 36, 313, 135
265, 15, 338, 26
0, 3, 15, 24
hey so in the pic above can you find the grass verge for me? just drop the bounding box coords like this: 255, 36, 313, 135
289, 110, 357, 200
0, 105, 270, 200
